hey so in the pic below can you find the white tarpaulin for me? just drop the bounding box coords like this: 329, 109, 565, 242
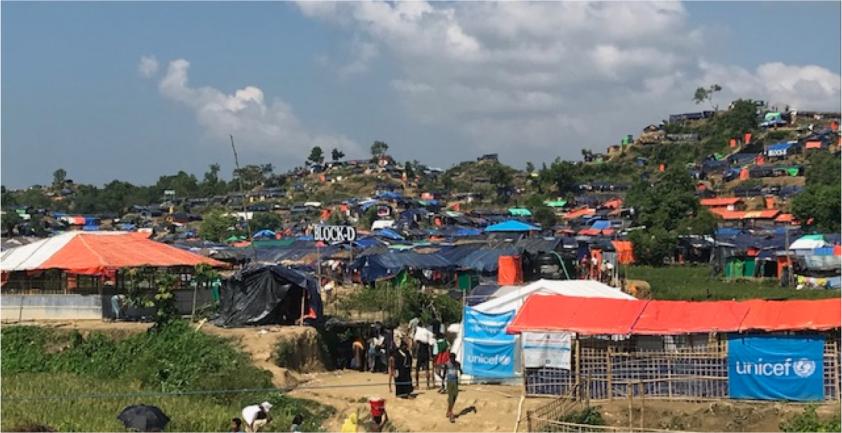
523, 332, 572, 370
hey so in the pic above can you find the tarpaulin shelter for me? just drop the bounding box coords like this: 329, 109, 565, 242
484, 220, 540, 232
766, 142, 793, 157
353, 250, 453, 283
611, 240, 635, 264
215, 264, 322, 327
0, 231, 225, 276
544, 200, 567, 208
632, 301, 750, 334
508, 208, 532, 217
739, 299, 840, 332
497, 255, 523, 285
789, 234, 828, 251
507, 295, 647, 335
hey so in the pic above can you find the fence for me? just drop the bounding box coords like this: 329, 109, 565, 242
525, 333, 841, 402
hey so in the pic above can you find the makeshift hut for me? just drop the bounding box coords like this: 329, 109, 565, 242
507, 295, 841, 402
215, 264, 322, 327
0, 231, 226, 320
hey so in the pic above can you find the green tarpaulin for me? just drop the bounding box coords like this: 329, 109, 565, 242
786, 167, 800, 177
508, 208, 532, 217
544, 200, 567, 208
457, 273, 479, 291
252, 238, 296, 248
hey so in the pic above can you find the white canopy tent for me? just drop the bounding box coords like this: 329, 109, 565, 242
451, 279, 635, 380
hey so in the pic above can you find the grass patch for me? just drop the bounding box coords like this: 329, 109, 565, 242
1, 322, 333, 431
626, 265, 841, 300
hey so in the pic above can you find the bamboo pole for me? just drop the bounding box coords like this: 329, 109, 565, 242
607, 346, 613, 401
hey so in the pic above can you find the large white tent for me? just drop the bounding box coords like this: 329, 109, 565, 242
451, 279, 635, 378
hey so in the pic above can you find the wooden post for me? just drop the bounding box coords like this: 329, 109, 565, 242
639, 382, 645, 429
191, 281, 199, 322
574, 338, 581, 398
526, 411, 532, 433
299, 290, 306, 326
627, 383, 633, 430
607, 347, 613, 401
667, 356, 673, 399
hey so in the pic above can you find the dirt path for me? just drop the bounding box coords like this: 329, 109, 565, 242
289, 370, 548, 432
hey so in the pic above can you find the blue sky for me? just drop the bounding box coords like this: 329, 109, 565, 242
2, 1, 840, 188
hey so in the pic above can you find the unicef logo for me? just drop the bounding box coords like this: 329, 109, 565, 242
499, 355, 512, 366
793, 359, 816, 378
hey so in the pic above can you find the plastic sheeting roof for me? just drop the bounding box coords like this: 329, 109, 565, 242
484, 220, 540, 232
739, 299, 840, 332
1, 231, 225, 275
507, 294, 647, 335
632, 300, 750, 334
507, 295, 842, 335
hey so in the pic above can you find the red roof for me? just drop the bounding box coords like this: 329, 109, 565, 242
710, 208, 780, 220
700, 197, 742, 207
40, 232, 226, 275
775, 213, 795, 223
506, 295, 841, 335
632, 300, 749, 335
507, 295, 648, 335
563, 208, 596, 220
739, 299, 841, 332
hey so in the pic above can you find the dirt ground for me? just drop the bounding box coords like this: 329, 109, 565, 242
7, 320, 840, 432
289, 370, 545, 432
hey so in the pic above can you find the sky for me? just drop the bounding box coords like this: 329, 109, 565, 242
2, 1, 840, 188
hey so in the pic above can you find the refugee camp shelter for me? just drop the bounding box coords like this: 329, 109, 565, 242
484, 220, 541, 232
215, 264, 322, 327
507, 295, 841, 401
0, 231, 226, 320
451, 279, 634, 379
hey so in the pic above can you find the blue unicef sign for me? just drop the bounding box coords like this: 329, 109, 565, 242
728, 334, 825, 401
463, 339, 515, 378
463, 307, 516, 378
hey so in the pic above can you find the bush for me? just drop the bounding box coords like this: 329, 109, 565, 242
780, 405, 841, 432
629, 228, 677, 266
559, 407, 604, 426
338, 277, 462, 324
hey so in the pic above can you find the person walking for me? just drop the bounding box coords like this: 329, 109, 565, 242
444, 353, 463, 423
433, 334, 450, 393
389, 340, 414, 398
414, 329, 433, 389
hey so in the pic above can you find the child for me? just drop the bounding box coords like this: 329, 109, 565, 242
444, 352, 463, 423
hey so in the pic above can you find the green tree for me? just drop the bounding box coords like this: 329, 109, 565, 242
532, 206, 557, 229
540, 159, 578, 196
201, 163, 226, 196
52, 168, 67, 190
199, 209, 238, 242
629, 228, 677, 266
525, 161, 535, 173
250, 212, 283, 231
805, 152, 841, 186
626, 167, 709, 265
693, 84, 722, 109
331, 148, 345, 162
371, 141, 389, 158
308, 146, 325, 164
232, 165, 266, 190
791, 184, 841, 233
404, 161, 415, 179
2, 211, 22, 236
153, 171, 200, 198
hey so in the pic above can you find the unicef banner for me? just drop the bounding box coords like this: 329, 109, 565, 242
463, 339, 515, 378
728, 334, 824, 401
463, 307, 515, 342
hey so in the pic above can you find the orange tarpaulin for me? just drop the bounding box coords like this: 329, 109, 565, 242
611, 240, 635, 264
39, 233, 226, 275
700, 197, 741, 207
563, 208, 596, 220
739, 167, 749, 180
507, 295, 842, 335
507, 295, 648, 335
805, 140, 822, 149
497, 255, 523, 285
632, 300, 750, 335
738, 299, 841, 332
709, 209, 780, 220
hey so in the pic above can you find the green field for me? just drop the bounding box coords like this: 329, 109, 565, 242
627, 265, 841, 301
0, 323, 332, 432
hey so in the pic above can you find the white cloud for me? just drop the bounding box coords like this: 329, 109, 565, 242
297, 1, 841, 164
153, 58, 360, 159
338, 39, 379, 78
138, 55, 159, 78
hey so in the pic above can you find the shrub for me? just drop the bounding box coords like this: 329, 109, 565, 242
559, 407, 605, 426
780, 405, 841, 432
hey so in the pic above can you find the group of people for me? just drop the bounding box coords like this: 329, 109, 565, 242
349, 321, 465, 424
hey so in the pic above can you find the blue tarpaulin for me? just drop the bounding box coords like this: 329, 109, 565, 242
591, 220, 610, 230
767, 142, 793, 157
463, 307, 516, 379
485, 220, 540, 232
728, 334, 824, 401
253, 229, 276, 239
373, 228, 405, 241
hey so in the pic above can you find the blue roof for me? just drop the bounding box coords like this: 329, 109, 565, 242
591, 220, 611, 230
484, 220, 540, 232
253, 229, 276, 239
373, 228, 405, 241
768, 142, 792, 152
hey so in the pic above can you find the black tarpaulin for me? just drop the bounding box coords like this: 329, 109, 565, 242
215, 264, 322, 327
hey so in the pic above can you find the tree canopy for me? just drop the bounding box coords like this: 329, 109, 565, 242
308, 146, 325, 164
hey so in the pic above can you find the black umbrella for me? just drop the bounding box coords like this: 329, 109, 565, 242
117, 405, 170, 432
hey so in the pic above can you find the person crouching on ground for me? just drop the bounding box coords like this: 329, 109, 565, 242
444, 352, 462, 423
369, 408, 388, 432
241, 401, 272, 432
